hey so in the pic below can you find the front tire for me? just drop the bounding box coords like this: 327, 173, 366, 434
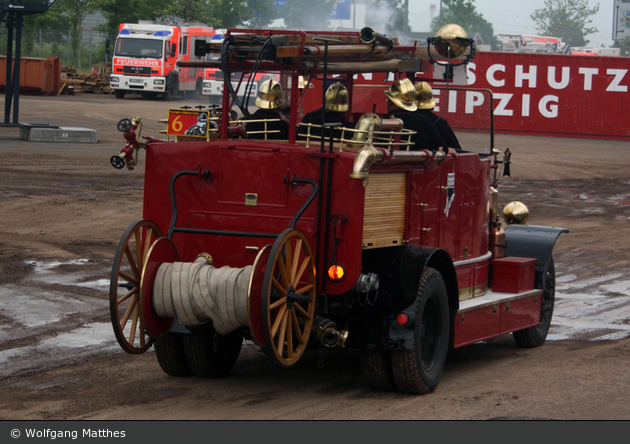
114, 90, 125, 99
391, 267, 450, 395
513, 257, 555, 348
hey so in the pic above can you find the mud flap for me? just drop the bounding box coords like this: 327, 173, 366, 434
504, 225, 569, 289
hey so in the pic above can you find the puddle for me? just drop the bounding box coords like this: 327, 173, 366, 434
0, 257, 629, 377
38, 322, 116, 349
0, 286, 90, 328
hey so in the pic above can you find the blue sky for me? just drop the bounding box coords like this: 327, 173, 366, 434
408, 0, 615, 47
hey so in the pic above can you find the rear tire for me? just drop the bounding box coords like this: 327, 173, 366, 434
154, 332, 193, 377
360, 351, 397, 391
391, 267, 450, 395
191, 78, 202, 99
163, 77, 179, 101
183, 322, 243, 378
513, 257, 555, 348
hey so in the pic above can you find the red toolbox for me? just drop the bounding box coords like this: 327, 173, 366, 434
491, 257, 537, 293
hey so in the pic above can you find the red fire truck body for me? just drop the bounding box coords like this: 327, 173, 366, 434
110, 23, 215, 100
109, 27, 567, 395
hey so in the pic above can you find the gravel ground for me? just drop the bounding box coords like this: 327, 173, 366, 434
0, 93, 629, 420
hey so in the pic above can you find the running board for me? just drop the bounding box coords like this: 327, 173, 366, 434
453, 288, 543, 348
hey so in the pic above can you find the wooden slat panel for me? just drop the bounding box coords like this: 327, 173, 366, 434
362, 173, 406, 249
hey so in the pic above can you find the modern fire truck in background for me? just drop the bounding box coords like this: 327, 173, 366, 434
498, 33, 569, 54
110, 23, 216, 100
199, 29, 274, 105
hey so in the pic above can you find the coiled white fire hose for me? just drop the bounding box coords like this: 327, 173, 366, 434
152, 255, 252, 334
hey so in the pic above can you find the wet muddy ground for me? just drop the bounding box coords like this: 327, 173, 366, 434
0, 94, 629, 420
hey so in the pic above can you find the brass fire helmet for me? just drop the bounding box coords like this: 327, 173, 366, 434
385, 78, 418, 112
414, 82, 436, 110
503, 201, 529, 225
434, 24, 470, 58
325, 82, 349, 112
255, 79, 284, 110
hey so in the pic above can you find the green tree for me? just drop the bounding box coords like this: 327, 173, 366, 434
206, 0, 253, 28
18, 8, 72, 58
282, 0, 336, 30
620, 37, 630, 56
56, 0, 101, 68
245, 0, 282, 28
364, 0, 409, 34
156, 0, 220, 25
431, 0, 498, 49
98, 0, 161, 38
530, 0, 600, 47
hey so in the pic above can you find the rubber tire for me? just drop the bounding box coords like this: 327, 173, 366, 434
183, 322, 243, 378
513, 257, 556, 348
360, 351, 397, 391
163, 77, 179, 101
114, 90, 125, 99
391, 267, 450, 395
191, 78, 202, 100
154, 332, 193, 377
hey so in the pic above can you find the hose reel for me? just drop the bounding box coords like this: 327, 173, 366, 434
117, 225, 347, 367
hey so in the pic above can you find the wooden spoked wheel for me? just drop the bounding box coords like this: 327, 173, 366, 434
109, 219, 163, 354
262, 229, 317, 366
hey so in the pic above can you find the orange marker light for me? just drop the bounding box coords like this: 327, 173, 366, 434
328, 264, 345, 280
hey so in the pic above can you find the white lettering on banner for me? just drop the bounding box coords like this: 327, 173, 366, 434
494, 93, 514, 116
466, 62, 477, 85
606, 69, 628, 92
117, 58, 161, 67
433, 90, 458, 113
354, 73, 373, 81
522, 94, 531, 117
449, 90, 458, 113
579, 67, 599, 91
434, 89, 440, 112
548, 66, 570, 90
465, 91, 484, 114
539, 95, 559, 118
515, 65, 537, 88
486, 64, 506, 87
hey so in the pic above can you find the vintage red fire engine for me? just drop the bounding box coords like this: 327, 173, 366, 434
109, 25, 567, 395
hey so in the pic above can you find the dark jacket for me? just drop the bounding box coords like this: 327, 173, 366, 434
388, 109, 446, 152
243, 109, 289, 140
298, 109, 354, 140
416, 108, 462, 150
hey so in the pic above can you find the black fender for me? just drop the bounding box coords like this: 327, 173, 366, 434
504, 225, 568, 290
358, 244, 458, 351
166, 72, 179, 90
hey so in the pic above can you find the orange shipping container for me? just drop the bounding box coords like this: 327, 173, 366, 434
0, 55, 61, 95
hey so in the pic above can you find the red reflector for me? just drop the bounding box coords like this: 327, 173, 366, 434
327, 264, 345, 280
397, 314, 409, 325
